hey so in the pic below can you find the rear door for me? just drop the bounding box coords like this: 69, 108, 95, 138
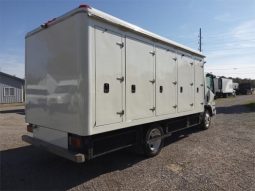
126, 37, 155, 120
155, 46, 177, 115
95, 26, 124, 126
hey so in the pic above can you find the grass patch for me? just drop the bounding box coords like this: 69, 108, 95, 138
0, 103, 25, 108
246, 102, 255, 111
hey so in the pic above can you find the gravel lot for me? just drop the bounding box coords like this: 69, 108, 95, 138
1, 95, 255, 191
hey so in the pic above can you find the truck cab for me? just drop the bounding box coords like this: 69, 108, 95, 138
205, 73, 216, 116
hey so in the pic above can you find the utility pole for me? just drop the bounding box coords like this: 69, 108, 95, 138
198, 28, 202, 52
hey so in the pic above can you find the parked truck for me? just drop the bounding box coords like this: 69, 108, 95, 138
22, 5, 216, 163
237, 83, 253, 95
214, 77, 234, 98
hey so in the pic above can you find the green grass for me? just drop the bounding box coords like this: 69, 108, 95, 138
0, 103, 25, 108
246, 102, 255, 111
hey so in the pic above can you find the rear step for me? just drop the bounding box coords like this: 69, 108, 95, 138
22, 135, 85, 163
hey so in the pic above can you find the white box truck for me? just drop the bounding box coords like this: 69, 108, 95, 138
22, 5, 216, 163
214, 77, 234, 98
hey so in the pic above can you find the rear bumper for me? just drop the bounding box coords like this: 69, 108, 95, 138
22, 135, 85, 163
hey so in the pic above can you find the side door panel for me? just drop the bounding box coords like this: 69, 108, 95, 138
177, 54, 194, 112
95, 27, 123, 126
156, 47, 177, 115
126, 37, 155, 120
194, 60, 204, 112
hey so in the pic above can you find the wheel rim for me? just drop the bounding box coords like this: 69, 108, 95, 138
205, 113, 211, 127
148, 128, 162, 152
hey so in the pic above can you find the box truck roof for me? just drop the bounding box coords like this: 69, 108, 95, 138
26, 4, 205, 58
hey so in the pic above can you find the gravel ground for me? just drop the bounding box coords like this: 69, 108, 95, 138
1, 95, 255, 191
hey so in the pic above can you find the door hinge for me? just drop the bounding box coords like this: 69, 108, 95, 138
149, 79, 156, 84
172, 81, 177, 85
150, 107, 156, 111
116, 42, 124, 48
116, 110, 124, 116
116, 76, 124, 82
149, 51, 155, 56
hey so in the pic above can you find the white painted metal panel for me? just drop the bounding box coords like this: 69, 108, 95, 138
126, 37, 155, 120
26, 13, 88, 135
155, 47, 177, 115
221, 78, 233, 93
194, 60, 204, 111
95, 27, 123, 126
177, 54, 194, 112
33, 126, 68, 148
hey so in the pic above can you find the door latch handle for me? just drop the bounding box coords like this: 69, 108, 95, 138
173, 105, 177, 108
116, 110, 124, 116
149, 51, 155, 56
200, 84, 204, 87
172, 81, 177, 85
190, 62, 194, 66
116, 76, 124, 82
150, 107, 156, 111
116, 42, 124, 48
190, 83, 194, 86
173, 57, 177, 61
149, 79, 155, 84
190, 103, 194, 106
200, 102, 204, 105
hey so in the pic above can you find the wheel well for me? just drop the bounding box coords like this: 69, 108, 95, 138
204, 105, 213, 116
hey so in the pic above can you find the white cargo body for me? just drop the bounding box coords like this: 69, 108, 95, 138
24, 5, 215, 162
214, 77, 234, 97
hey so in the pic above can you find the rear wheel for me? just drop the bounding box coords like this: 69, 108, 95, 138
143, 126, 164, 157
200, 110, 211, 130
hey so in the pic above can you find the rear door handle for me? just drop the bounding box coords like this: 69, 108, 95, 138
116, 110, 124, 116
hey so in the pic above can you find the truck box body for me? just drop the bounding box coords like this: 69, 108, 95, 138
214, 77, 234, 96
25, 6, 206, 150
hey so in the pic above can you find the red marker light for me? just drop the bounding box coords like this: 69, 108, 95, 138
79, 4, 91, 9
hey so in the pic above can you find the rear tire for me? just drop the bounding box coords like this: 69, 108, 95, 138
143, 126, 164, 157
200, 110, 211, 130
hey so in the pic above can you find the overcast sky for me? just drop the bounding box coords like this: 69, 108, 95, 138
0, 0, 255, 79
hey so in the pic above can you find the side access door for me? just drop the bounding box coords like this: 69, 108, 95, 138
95, 26, 124, 126
194, 59, 205, 112
126, 37, 155, 121
177, 53, 195, 112
155, 46, 177, 115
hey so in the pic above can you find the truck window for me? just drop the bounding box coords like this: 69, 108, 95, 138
206, 76, 214, 93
